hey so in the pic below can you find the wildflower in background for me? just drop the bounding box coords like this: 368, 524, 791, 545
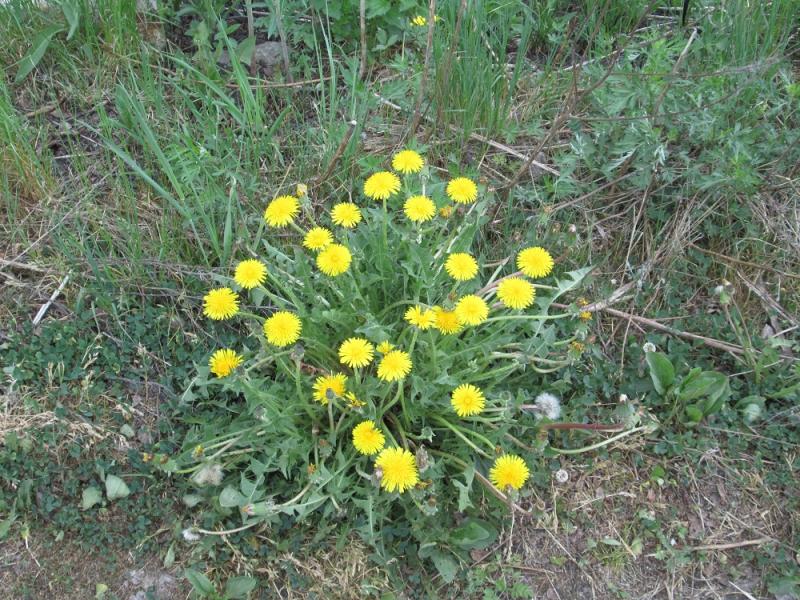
496, 277, 535, 309
517, 246, 554, 279
439, 205, 453, 218
455, 295, 489, 326
263, 311, 302, 347
570, 340, 585, 354
234, 259, 267, 289
339, 337, 374, 368
534, 392, 561, 420
208, 348, 243, 378
296, 183, 308, 197
307, 463, 317, 476
312, 372, 348, 404
392, 150, 424, 174
375, 447, 419, 492
377, 350, 412, 382
411, 15, 427, 26
377, 341, 394, 354
579, 310, 592, 321
643, 342, 656, 353
446, 177, 478, 204
264, 194, 300, 227
317, 243, 352, 276
352, 420, 386, 455
489, 455, 530, 491
192, 463, 224, 487
331, 202, 362, 228
303, 227, 333, 251
364, 171, 401, 200
576, 297, 589, 307
192, 445, 205, 458
404, 306, 435, 330
203, 287, 239, 320
451, 384, 485, 417
345, 391, 365, 408
445, 252, 478, 280
404, 195, 435, 222
433, 307, 462, 334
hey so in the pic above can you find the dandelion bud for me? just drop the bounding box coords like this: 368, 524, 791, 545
241, 504, 255, 516
296, 183, 308, 197
307, 463, 317, 476
142, 452, 153, 463
415, 446, 430, 473
192, 445, 204, 459
372, 467, 383, 488
642, 342, 656, 353
555, 469, 569, 484
290, 343, 305, 361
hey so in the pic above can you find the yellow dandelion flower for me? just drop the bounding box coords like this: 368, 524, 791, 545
496, 277, 535, 310
439, 205, 453, 218
411, 15, 427, 26
577, 297, 589, 307
489, 455, 530, 491
377, 341, 394, 354
445, 252, 478, 281
312, 373, 348, 405
446, 177, 478, 204
377, 350, 412, 382
263, 311, 302, 347
451, 384, 485, 417
203, 288, 239, 320
331, 202, 362, 228
339, 337, 374, 368
352, 420, 386, 455
317, 244, 352, 276
403, 195, 435, 223
570, 340, 586, 353
433, 306, 462, 334
517, 246, 554, 279
455, 295, 489, 326
579, 310, 592, 321
264, 194, 300, 227
303, 227, 333, 252
234, 259, 267, 289
363, 171, 401, 201
375, 447, 419, 493
208, 348, 243, 378
404, 306, 436, 330
392, 150, 424, 174
345, 391, 365, 408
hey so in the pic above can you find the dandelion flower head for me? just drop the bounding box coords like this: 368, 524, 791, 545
404, 306, 436, 330
404, 195, 436, 223
317, 244, 352, 276
339, 337, 374, 368
203, 288, 239, 320
209, 349, 243, 378
445, 252, 478, 281
264, 195, 299, 227
364, 171, 401, 200
490, 455, 530, 491
377, 350, 412, 382
313, 373, 348, 405
392, 150, 424, 174
234, 259, 267, 289
455, 295, 489, 326
517, 246, 554, 279
303, 227, 333, 251
352, 420, 386, 455
446, 177, 478, 204
433, 306, 462, 334
375, 447, 419, 492
331, 202, 362, 228
497, 277, 535, 310
263, 311, 302, 347
451, 384, 485, 417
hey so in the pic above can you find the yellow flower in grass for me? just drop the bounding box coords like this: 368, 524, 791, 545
203, 288, 239, 320
317, 244, 352, 276
433, 307, 462, 334
312, 373, 348, 405
445, 252, 478, 281
439, 205, 453, 218
352, 420, 385, 455
411, 15, 427, 26
489, 455, 530, 491
404, 306, 435, 330
377, 341, 394, 354
446, 177, 478, 204
345, 391, 365, 408
303, 227, 333, 251
497, 277, 535, 310
404, 195, 435, 223
455, 295, 489, 326
377, 350, 412, 382
451, 384, 485, 417
579, 310, 592, 321
264, 195, 299, 227
234, 259, 267, 289
263, 311, 301, 347
339, 338, 374, 368
517, 246, 554, 279
392, 150, 424, 174
364, 171, 401, 200
209, 349, 243, 378
375, 447, 418, 493
331, 202, 362, 228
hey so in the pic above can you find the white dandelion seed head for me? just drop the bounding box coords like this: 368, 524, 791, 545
192, 463, 224, 487
618, 394, 629, 403
182, 528, 200, 542
555, 469, 569, 484
643, 342, 657, 353
534, 392, 562, 420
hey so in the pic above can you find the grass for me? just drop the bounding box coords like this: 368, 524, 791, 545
1, 0, 799, 597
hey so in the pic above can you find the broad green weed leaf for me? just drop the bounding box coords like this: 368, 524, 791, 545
645, 352, 675, 395
224, 575, 257, 598
185, 569, 215, 597
104, 475, 130, 501
81, 486, 102, 510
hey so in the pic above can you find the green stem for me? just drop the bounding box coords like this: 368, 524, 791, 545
433, 416, 492, 458
485, 313, 571, 324
549, 426, 647, 455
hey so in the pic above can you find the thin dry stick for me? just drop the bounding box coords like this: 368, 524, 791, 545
245, 0, 256, 76
689, 243, 800, 279
358, 0, 367, 79
273, 0, 293, 83
313, 120, 358, 188
408, 0, 436, 136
